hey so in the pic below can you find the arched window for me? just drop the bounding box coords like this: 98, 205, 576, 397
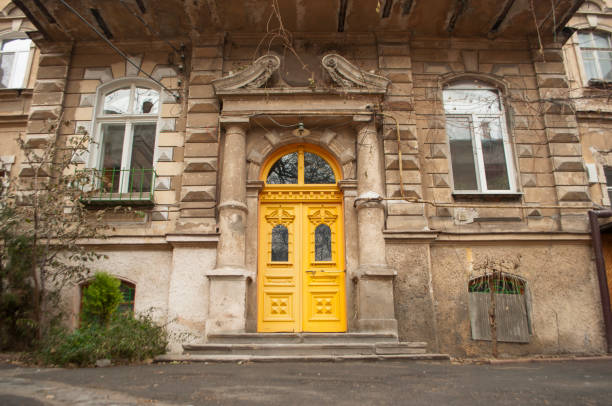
265, 147, 337, 185
93, 81, 160, 194
577, 30, 612, 82
0, 36, 32, 88
468, 272, 532, 343
443, 80, 516, 193
80, 279, 136, 316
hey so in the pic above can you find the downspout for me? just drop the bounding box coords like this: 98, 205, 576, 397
588, 210, 612, 353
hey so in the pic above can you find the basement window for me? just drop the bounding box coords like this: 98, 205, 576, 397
80, 279, 136, 316
468, 272, 532, 343
443, 81, 517, 194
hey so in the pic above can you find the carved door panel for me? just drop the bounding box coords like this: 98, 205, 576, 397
257, 202, 346, 332
258, 204, 301, 332
302, 203, 346, 332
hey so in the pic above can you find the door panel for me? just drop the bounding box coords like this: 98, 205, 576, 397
302, 204, 346, 332
258, 204, 301, 332
258, 202, 346, 332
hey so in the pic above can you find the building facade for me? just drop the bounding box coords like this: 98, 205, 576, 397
2, 0, 610, 357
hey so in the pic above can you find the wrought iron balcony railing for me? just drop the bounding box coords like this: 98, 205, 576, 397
76, 168, 156, 205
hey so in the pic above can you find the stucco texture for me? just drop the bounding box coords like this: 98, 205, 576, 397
428, 243, 606, 358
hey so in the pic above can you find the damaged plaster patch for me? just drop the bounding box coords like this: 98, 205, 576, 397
454, 208, 479, 225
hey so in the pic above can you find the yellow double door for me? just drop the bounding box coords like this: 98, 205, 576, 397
258, 201, 346, 332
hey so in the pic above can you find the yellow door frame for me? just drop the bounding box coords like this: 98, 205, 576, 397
257, 144, 346, 332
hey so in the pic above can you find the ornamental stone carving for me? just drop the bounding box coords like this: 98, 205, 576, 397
321, 53, 390, 92
212, 54, 281, 91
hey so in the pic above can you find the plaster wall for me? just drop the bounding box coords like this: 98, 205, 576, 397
428, 243, 606, 357
67, 247, 173, 326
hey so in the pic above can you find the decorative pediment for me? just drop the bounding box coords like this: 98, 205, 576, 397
321, 54, 390, 92
213, 54, 281, 91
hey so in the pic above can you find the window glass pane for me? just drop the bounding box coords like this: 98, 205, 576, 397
0, 52, 14, 88
579, 32, 594, 47
582, 54, 599, 80
100, 123, 126, 193
118, 282, 135, 313
103, 87, 130, 115
443, 88, 500, 115
129, 123, 156, 193
315, 224, 332, 261
10, 49, 29, 88
446, 116, 478, 190
1, 39, 31, 52
478, 118, 510, 190
271, 225, 289, 261
593, 32, 611, 48
134, 87, 159, 114
267, 152, 298, 184
304, 152, 335, 184
599, 51, 612, 81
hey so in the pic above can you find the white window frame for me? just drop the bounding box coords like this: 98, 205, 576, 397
89, 78, 161, 194
577, 30, 612, 83
0, 33, 34, 89
443, 81, 517, 194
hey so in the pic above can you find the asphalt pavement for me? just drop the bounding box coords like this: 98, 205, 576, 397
1, 358, 612, 405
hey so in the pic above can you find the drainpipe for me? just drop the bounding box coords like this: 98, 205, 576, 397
588, 210, 612, 353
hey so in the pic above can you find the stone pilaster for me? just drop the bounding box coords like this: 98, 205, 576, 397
377, 34, 427, 231
204, 116, 252, 335
178, 36, 224, 233
19, 42, 72, 180
531, 40, 590, 232
354, 117, 398, 334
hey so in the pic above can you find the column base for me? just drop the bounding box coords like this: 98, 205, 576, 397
204, 266, 254, 336
353, 265, 398, 335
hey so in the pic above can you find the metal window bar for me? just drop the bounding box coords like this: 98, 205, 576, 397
76, 168, 156, 203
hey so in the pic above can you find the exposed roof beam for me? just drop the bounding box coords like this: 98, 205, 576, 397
338, 0, 348, 32
382, 0, 393, 18
446, 0, 468, 33
401, 0, 414, 16
489, 0, 516, 34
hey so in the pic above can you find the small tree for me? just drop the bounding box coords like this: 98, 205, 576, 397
81, 272, 123, 326
0, 116, 110, 343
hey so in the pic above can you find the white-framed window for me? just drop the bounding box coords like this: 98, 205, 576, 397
578, 30, 612, 82
604, 167, 612, 205
0, 37, 32, 89
443, 81, 516, 193
91, 80, 160, 194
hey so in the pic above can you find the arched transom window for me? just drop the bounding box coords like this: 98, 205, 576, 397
443, 80, 516, 193
264, 147, 338, 185
94, 82, 160, 194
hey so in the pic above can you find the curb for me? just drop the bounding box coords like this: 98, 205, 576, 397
475, 355, 612, 365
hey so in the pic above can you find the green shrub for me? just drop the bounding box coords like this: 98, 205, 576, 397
0, 233, 37, 350
81, 272, 123, 326
38, 312, 168, 366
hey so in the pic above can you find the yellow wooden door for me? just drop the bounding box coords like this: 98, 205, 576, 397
302, 203, 346, 332
257, 144, 346, 332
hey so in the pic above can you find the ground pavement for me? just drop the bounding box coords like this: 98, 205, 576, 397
1, 358, 612, 405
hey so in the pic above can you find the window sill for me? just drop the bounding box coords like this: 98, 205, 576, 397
452, 192, 523, 202
80, 194, 154, 207
587, 79, 612, 89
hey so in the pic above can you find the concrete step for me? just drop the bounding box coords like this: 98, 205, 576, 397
155, 353, 451, 363
183, 342, 428, 356
206, 332, 399, 344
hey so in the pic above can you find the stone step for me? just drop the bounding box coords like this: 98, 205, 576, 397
156, 353, 451, 363
182, 342, 428, 356
206, 332, 399, 344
